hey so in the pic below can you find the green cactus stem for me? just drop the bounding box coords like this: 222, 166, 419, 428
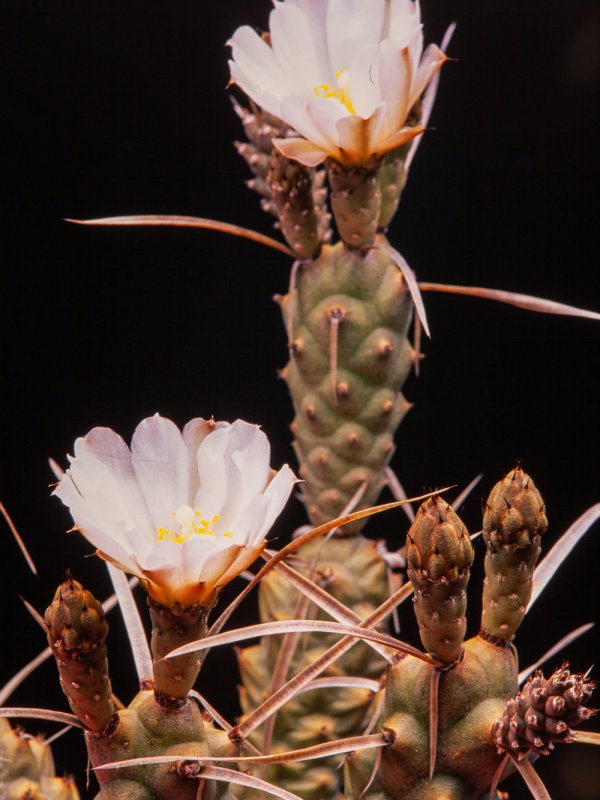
406, 497, 474, 665
280, 239, 415, 535
377, 103, 423, 229
267, 148, 326, 260
86, 689, 238, 800
147, 599, 210, 707
345, 635, 518, 800
326, 160, 382, 249
45, 576, 116, 733
481, 467, 548, 645
493, 664, 595, 758
0, 719, 80, 800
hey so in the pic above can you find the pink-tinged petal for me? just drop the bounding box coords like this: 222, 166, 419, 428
193, 424, 234, 518
286, 0, 332, 77
229, 25, 292, 103
326, 0, 386, 72
73, 519, 138, 576
228, 420, 271, 498
199, 545, 245, 588
214, 543, 266, 589
348, 43, 382, 119
280, 95, 338, 151
183, 418, 227, 499
259, 463, 298, 542
388, 0, 422, 47
180, 535, 221, 583
228, 60, 283, 120
270, 2, 329, 92
273, 137, 331, 167
306, 96, 349, 148
77, 427, 153, 536
409, 43, 447, 108
376, 123, 424, 157
337, 103, 389, 164
378, 41, 413, 131
131, 415, 189, 530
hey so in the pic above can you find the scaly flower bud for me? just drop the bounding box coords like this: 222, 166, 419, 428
45, 576, 115, 733
406, 496, 474, 664
493, 664, 596, 758
481, 467, 548, 644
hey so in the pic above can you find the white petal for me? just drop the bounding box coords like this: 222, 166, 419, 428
378, 41, 413, 131
306, 96, 349, 148
229, 25, 292, 102
280, 95, 339, 151
131, 415, 190, 530
388, 0, 421, 45
76, 427, 153, 537
270, 2, 329, 93
348, 44, 382, 119
183, 418, 227, 500
255, 464, 297, 544
409, 43, 447, 108
286, 0, 332, 77
273, 137, 330, 166
326, 0, 386, 73
228, 60, 283, 120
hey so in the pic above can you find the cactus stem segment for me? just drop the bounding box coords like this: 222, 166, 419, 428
45, 576, 116, 734
148, 599, 211, 707
481, 468, 548, 643
327, 160, 382, 249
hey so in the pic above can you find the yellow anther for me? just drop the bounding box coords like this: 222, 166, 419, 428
313, 69, 355, 113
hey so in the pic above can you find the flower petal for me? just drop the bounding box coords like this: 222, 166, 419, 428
130, 415, 190, 530
378, 41, 413, 132
270, 1, 330, 92
348, 43, 382, 119
280, 95, 339, 151
337, 102, 388, 163
326, 0, 386, 72
409, 43, 447, 108
229, 25, 293, 104
273, 137, 331, 167
377, 123, 424, 156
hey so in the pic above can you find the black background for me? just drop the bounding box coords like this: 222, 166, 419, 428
2, 1, 600, 797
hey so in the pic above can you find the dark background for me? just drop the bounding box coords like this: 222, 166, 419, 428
2, 1, 600, 797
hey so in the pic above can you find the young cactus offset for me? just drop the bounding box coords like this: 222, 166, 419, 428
345, 469, 596, 799
481, 467, 548, 644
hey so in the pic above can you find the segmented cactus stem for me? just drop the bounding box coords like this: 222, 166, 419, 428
148, 599, 210, 706
481, 467, 548, 645
406, 496, 474, 664
45, 576, 115, 733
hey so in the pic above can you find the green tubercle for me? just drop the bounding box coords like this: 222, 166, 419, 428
88, 689, 239, 800
345, 636, 518, 800
480, 467, 548, 644
45, 576, 116, 733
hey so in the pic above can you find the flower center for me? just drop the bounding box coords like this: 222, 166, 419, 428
314, 69, 355, 113
157, 504, 233, 544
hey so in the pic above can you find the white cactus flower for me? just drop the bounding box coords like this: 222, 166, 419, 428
229, 0, 448, 167
54, 415, 297, 607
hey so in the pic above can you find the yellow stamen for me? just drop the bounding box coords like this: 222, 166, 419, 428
157, 506, 231, 544
313, 68, 355, 114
